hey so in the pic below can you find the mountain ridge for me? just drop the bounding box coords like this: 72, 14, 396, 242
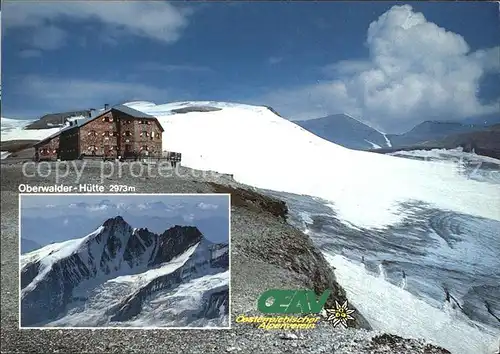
294, 113, 390, 150
294, 112, 499, 151
370, 123, 500, 160
386, 120, 491, 148
20, 215, 229, 327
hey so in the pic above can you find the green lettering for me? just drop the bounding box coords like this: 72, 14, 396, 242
308, 289, 331, 313
257, 289, 293, 314
257, 289, 332, 314
286, 291, 309, 313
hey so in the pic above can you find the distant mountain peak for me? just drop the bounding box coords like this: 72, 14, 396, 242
102, 215, 128, 228
384, 117, 500, 148
295, 113, 390, 150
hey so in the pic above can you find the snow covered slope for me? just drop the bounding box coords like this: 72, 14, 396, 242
20, 216, 229, 328
325, 254, 499, 354
0, 116, 86, 142
1, 117, 57, 141
124, 101, 500, 229
1, 117, 34, 131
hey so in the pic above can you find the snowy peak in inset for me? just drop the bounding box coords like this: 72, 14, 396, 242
20, 216, 228, 327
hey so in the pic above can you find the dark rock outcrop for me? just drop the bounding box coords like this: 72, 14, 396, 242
150, 226, 203, 266
199, 287, 229, 319
171, 106, 222, 114
20, 261, 41, 289
209, 182, 288, 221
25, 110, 90, 130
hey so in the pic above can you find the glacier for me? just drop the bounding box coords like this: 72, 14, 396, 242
119, 101, 499, 353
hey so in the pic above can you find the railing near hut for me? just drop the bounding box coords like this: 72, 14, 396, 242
31, 151, 183, 164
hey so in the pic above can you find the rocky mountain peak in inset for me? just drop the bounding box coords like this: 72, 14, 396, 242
151, 225, 204, 266
88, 216, 135, 268
102, 215, 128, 229
20, 215, 227, 327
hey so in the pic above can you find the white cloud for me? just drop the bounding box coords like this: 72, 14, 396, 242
197, 202, 219, 210
2, 2, 192, 50
470, 46, 500, 73
261, 5, 500, 133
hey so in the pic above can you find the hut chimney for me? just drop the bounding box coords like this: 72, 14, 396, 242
89, 108, 96, 117
104, 103, 109, 110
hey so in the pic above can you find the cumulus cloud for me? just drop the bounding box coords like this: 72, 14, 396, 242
262, 5, 500, 133
2, 2, 192, 50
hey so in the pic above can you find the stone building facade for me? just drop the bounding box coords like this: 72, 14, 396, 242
34, 105, 164, 160
36, 135, 61, 160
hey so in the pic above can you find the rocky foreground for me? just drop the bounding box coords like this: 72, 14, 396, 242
1, 161, 451, 353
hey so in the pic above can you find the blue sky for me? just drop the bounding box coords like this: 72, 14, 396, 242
2, 1, 499, 132
20, 194, 230, 245
20, 193, 229, 209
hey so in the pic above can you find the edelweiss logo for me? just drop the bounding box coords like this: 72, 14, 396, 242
238, 289, 357, 331
324, 301, 356, 328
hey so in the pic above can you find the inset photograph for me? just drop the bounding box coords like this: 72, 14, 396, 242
19, 193, 230, 329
